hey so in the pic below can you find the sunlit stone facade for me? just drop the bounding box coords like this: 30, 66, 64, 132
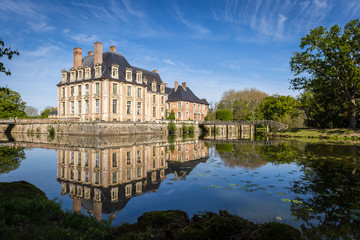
57, 42, 209, 122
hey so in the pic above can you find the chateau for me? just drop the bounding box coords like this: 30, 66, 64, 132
57, 42, 208, 122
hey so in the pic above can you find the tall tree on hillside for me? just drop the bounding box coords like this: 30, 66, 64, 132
217, 88, 268, 120
0, 39, 19, 76
290, 19, 360, 129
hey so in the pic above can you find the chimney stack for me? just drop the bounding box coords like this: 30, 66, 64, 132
110, 46, 116, 52
182, 82, 186, 90
73, 47, 82, 68
94, 42, 103, 65
152, 70, 158, 73
174, 81, 178, 91
88, 51, 93, 56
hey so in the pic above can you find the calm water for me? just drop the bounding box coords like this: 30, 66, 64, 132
1, 134, 360, 239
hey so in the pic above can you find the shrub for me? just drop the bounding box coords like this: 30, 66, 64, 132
216, 110, 233, 121
167, 111, 175, 120
168, 121, 176, 134
48, 126, 55, 138
216, 143, 233, 152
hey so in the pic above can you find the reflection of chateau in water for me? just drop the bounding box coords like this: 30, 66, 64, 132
57, 141, 209, 220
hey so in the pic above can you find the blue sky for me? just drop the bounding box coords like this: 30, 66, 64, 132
0, 0, 359, 111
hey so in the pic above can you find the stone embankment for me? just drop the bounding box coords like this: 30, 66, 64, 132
0, 119, 201, 136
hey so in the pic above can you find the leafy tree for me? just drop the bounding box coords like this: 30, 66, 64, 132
217, 88, 268, 120
0, 39, 19, 76
257, 95, 304, 127
24, 106, 39, 117
216, 109, 233, 121
0, 87, 26, 119
40, 106, 56, 118
290, 19, 360, 129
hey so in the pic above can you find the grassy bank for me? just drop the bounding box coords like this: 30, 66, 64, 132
0, 181, 302, 240
273, 128, 360, 140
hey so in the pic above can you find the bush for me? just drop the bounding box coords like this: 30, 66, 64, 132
168, 121, 176, 134
215, 143, 233, 152
216, 110, 233, 121
48, 126, 55, 138
167, 111, 175, 120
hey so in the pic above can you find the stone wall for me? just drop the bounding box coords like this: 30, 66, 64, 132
0, 121, 201, 137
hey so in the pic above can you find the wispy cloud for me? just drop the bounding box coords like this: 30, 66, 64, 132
214, 0, 333, 40
28, 21, 55, 32
63, 30, 98, 44
163, 59, 176, 65
173, 5, 210, 36
24, 44, 59, 57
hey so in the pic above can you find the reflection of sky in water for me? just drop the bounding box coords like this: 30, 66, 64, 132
0, 146, 309, 228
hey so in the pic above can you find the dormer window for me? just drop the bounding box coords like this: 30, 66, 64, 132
62, 70, 67, 82
95, 65, 101, 78
78, 69, 83, 80
112, 65, 119, 78
136, 71, 142, 83
160, 84, 164, 93
152, 82, 156, 92
70, 71, 76, 81
85, 67, 91, 79
125, 68, 132, 81
143, 77, 147, 85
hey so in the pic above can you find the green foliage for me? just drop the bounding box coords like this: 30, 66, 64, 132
167, 110, 175, 120
48, 126, 55, 138
0, 147, 25, 174
40, 106, 56, 118
257, 95, 304, 128
0, 39, 19, 76
216, 109, 233, 121
0, 88, 26, 119
182, 124, 195, 134
217, 88, 268, 120
168, 121, 176, 134
290, 19, 360, 128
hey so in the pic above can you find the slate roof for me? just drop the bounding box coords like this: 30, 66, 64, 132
57, 51, 165, 93
167, 85, 209, 105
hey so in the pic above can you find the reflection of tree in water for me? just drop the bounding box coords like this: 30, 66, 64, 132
217, 143, 268, 169
289, 144, 360, 240
0, 147, 26, 174
261, 142, 360, 239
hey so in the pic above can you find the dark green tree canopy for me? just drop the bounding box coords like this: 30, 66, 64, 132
216, 109, 233, 121
290, 19, 360, 128
0, 39, 19, 76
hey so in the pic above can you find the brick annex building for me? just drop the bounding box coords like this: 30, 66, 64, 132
57, 42, 209, 122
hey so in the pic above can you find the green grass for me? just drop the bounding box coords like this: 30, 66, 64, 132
274, 128, 360, 140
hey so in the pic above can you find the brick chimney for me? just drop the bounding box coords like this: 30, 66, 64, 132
73, 47, 82, 68
110, 46, 116, 52
182, 82, 186, 90
88, 51, 93, 56
94, 42, 103, 65
174, 81, 178, 91
152, 70, 158, 73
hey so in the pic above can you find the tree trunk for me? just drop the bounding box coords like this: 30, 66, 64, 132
349, 97, 356, 129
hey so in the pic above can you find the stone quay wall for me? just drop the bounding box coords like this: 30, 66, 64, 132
0, 120, 201, 136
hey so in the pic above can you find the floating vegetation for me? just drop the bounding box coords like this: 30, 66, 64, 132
198, 174, 205, 177
224, 187, 233, 190
229, 183, 241, 186
277, 192, 286, 195
292, 200, 303, 204
202, 186, 210, 189
281, 199, 292, 203
268, 185, 275, 188
210, 185, 223, 188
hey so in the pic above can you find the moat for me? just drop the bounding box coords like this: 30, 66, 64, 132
0, 133, 359, 239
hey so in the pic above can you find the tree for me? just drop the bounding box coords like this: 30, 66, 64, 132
24, 106, 39, 117
0, 87, 26, 119
290, 19, 360, 129
257, 95, 304, 127
216, 109, 233, 120
217, 88, 268, 120
40, 106, 56, 118
0, 147, 26, 174
0, 39, 19, 76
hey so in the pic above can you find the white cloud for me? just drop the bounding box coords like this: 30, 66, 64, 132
174, 6, 210, 35
28, 21, 55, 32
163, 59, 176, 65
25, 44, 59, 57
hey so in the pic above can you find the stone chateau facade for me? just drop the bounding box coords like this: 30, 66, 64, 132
57, 42, 209, 122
